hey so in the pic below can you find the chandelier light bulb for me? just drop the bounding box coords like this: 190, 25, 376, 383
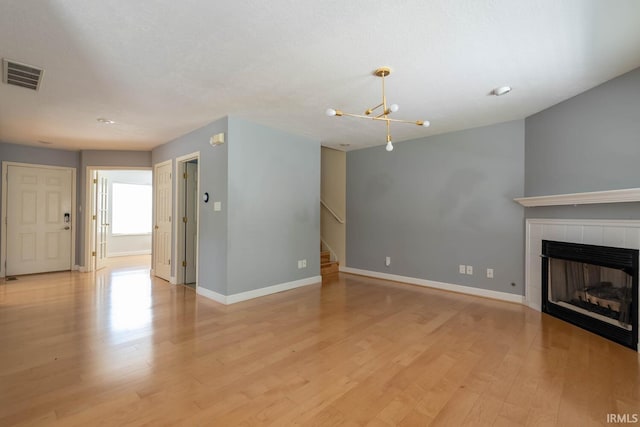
385, 141, 394, 152
389, 104, 399, 113
325, 108, 337, 117
421, 120, 430, 127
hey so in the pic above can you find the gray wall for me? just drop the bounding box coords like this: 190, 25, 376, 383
346, 120, 525, 295
227, 117, 320, 294
525, 67, 640, 219
151, 115, 321, 296
152, 116, 229, 293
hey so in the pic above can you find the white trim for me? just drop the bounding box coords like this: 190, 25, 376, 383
196, 276, 321, 305
2, 162, 77, 277
196, 286, 227, 304
514, 188, 640, 207
107, 250, 152, 257
524, 218, 640, 227
340, 267, 525, 304
170, 275, 177, 285
321, 238, 338, 263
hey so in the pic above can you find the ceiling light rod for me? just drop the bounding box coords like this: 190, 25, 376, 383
326, 66, 430, 152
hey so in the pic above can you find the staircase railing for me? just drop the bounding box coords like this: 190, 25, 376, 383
320, 199, 345, 224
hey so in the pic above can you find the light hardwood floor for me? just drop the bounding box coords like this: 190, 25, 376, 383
1, 259, 638, 426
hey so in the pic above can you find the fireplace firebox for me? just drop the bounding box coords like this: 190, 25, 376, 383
541, 240, 638, 350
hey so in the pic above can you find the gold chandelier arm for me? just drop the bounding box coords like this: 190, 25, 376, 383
365, 103, 384, 115
338, 112, 425, 126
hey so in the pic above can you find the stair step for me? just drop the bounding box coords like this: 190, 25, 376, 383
320, 251, 331, 263
321, 260, 339, 275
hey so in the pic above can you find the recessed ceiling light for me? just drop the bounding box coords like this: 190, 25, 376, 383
492, 86, 512, 96
97, 117, 115, 124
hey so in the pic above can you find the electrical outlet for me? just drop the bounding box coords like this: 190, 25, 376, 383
302, 259, 307, 268
459, 264, 466, 274
466, 265, 473, 275
487, 268, 494, 279
297, 260, 303, 269
385, 256, 391, 266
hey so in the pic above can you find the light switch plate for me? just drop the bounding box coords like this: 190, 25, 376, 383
213, 201, 221, 211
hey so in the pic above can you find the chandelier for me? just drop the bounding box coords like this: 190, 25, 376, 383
326, 67, 430, 152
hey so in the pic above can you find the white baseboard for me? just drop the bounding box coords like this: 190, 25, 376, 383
108, 250, 152, 257
196, 275, 322, 305
196, 287, 227, 304
73, 265, 88, 273
170, 276, 177, 285
340, 267, 525, 305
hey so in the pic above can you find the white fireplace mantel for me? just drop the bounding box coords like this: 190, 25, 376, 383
514, 188, 640, 207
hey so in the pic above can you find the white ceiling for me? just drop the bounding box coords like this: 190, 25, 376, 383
1, 0, 640, 152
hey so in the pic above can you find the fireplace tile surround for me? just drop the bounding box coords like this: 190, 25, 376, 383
525, 219, 640, 351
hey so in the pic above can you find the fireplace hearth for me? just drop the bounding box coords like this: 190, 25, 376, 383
542, 240, 638, 350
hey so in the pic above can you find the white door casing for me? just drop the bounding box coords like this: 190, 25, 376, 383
185, 161, 198, 284
4, 164, 75, 275
154, 161, 172, 281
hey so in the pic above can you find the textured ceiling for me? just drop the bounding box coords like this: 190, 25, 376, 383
1, 0, 640, 152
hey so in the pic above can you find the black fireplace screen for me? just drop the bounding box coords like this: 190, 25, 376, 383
542, 240, 638, 350
548, 258, 633, 330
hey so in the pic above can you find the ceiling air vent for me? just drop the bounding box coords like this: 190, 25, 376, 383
2, 58, 44, 91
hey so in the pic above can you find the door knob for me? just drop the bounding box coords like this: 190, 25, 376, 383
64, 226, 70, 230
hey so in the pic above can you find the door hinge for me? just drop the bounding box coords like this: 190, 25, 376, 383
168, 259, 171, 265
183, 172, 187, 179
182, 260, 187, 267
169, 216, 171, 222
93, 178, 97, 184
92, 215, 96, 220
182, 216, 187, 223
92, 251, 96, 256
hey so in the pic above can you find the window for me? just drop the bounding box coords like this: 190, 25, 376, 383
111, 183, 152, 235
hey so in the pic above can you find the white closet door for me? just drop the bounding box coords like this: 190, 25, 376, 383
154, 161, 172, 281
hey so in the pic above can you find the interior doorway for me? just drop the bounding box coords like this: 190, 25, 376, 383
175, 153, 200, 288
86, 168, 152, 273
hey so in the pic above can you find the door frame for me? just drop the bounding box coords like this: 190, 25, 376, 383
84, 166, 152, 273
1, 161, 77, 278
174, 152, 200, 287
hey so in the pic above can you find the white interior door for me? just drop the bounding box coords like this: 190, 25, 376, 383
95, 173, 109, 270
185, 161, 198, 284
154, 161, 172, 281
6, 165, 73, 275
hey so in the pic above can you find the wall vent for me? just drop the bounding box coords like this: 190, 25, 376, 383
2, 58, 44, 91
